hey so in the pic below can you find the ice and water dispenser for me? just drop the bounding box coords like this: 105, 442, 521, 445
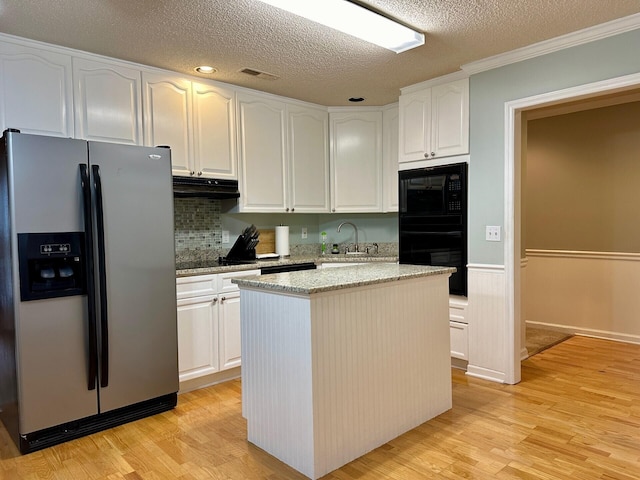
18, 232, 86, 301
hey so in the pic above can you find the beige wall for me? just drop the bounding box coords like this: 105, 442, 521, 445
526, 101, 640, 253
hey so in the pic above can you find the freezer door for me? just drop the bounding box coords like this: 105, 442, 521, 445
88, 142, 178, 412
7, 133, 99, 434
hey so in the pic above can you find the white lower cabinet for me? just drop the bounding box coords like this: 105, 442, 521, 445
219, 290, 242, 370
449, 321, 468, 361
449, 296, 468, 361
176, 270, 259, 384
177, 293, 219, 381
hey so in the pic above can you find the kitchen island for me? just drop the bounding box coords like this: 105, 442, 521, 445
233, 263, 455, 480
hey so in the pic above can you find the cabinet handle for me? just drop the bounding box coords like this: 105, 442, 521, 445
291, 208, 295, 212
332, 208, 336, 212
213, 298, 218, 304
285, 208, 290, 212
424, 152, 429, 158
221, 297, 226, 303
190, 171, 195, 176
431, 152, 436, 157
197, 171, 203, 176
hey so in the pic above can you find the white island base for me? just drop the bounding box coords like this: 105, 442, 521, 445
237, 265, 453, 479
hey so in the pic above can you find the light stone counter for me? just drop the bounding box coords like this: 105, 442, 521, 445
237, 262, 453, 479
175, 254, 398, 277
232, 263, 455, 294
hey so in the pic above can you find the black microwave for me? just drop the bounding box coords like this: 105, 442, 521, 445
399, 164, 465, 216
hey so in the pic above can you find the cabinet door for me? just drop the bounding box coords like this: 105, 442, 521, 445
330, 111, 383, 213
177, 295, 219, 381
142, 72, 193, 176
219, 291, 242, 370
0, 42, 73, 137
398, 88, 431, 163
288, 104, 330, 213
237, 92, 287, 212
450, 321, 469, 360
192, 81, 237, 179
431, 78, 469, 158
383, 105, 399, 212
73, 58, 142, 144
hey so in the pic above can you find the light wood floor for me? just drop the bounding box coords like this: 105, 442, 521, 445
1, 336, 639, 479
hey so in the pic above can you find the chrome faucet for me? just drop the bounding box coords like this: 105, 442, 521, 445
337, 221, 359, 253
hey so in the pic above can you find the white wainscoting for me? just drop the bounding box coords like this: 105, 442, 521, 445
525, 250, 640, 344
466, 264, 509, 383
520, 257, 529, 360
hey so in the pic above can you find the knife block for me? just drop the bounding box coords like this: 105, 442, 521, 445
226, 233, 258, 261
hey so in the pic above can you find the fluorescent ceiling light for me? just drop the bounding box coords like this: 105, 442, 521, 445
257, 0, 425, 53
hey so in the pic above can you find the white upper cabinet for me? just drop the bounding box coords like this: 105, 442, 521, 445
73, 57, 143, 145
142, 71, 193, 176
192, 81, 237, 179
330, 110, 383, 213
237, 92, 288, 212
431, 79, 469, 158
143, 73, 238, 179
287, 104, 330, 213
399, 77, 468, 163
383, 104, 399, 212
399, 89, 431, 162
0, 42, 73, 137
237, 92, 329, 213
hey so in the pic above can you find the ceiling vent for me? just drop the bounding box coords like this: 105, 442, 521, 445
240, 68, 280, 80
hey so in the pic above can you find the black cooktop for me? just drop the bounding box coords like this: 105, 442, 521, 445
175, 257, 257, 270
217, 256, 257, 266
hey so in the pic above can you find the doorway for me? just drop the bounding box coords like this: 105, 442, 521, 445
503, 71, 640, 384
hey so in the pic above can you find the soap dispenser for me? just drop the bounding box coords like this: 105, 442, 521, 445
321, 231, 327, 255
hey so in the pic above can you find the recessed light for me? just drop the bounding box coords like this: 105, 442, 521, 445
195, 65, 217, 74
348, 97, 365, 103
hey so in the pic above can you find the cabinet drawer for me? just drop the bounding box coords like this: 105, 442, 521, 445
176, 274, 217, 299
449, 296, 467, 324
450, 321, 468, 360
218, 269, 260, 293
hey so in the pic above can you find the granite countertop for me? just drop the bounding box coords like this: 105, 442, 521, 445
175, 254, 399, 277
231, 263, 456, 294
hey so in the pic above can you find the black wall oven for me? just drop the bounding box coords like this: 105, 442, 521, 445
399, 163, 467, 296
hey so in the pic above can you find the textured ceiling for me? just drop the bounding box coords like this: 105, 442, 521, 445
1, 1, 640, 106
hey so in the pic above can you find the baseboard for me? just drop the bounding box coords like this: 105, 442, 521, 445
466, 365, 507, 383
520, 347, 530, 361
451, 357, 468, 371
526, 321, 640, 346
179, 367, 241, 394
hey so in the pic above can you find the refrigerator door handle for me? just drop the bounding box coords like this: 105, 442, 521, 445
80, 164, 98, 391
92, 165, 109, 388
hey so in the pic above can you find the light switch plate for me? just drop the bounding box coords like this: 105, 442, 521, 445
301, 227, 308, 239
222, 230, 230, 243
486, 226, 501, 242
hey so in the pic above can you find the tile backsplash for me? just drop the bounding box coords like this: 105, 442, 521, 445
174, 197, 222, 254
174, 197, 399, 262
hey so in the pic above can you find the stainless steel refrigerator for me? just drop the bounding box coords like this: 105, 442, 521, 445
0, 130, 178, 454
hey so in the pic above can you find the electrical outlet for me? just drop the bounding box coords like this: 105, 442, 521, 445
222, 230, 230, 243
301, 227, 308, 239
486, 226, 501, 242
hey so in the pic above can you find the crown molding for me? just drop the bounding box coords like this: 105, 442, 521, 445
399, 69, 469, 94
461, 13, 640, 75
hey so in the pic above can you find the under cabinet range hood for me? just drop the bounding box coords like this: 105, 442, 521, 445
173, 176, 240, 199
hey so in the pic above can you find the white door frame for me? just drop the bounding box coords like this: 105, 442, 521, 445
503, 72, 640, 384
